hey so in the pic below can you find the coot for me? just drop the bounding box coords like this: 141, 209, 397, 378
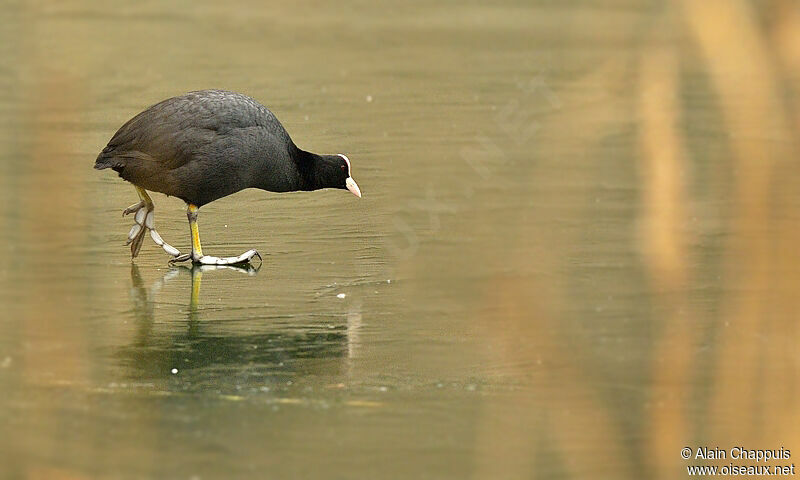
95, 90, 362, 265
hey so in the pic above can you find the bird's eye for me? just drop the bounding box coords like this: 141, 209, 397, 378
341, 165, 346, 171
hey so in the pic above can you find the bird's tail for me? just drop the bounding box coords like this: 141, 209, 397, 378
94, 146, 119, 170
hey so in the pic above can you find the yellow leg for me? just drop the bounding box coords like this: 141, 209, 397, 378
188, 204, 203, 259
180, 202, 261, 266
135, 186, 154, 209
123, 186, 154, 217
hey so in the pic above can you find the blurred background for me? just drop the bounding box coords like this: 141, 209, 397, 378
1, 0, 799, 479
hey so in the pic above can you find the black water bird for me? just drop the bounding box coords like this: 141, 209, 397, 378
95, 89, 362, 265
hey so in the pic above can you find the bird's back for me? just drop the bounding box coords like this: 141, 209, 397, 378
95, 90, 299, 206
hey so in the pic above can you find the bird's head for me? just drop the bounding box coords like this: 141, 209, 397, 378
301, 152, 362, 197
336, 154, 361, 198
316, 153, 361, 197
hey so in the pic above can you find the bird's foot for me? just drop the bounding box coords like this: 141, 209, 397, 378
173, 249, 262, 266
169, 263, 260, 276
122, 201, 144, 217
124, 203, 182, 259
169, 253, 192, 264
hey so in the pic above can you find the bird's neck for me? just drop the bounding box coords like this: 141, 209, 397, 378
294, 149, 336, 191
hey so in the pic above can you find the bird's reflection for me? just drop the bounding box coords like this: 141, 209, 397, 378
122, 264, 354, 390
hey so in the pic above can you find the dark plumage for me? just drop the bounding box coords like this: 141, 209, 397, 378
95, 90, 361, 266
95, 89, 359, 206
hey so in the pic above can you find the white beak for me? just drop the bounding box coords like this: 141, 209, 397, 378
345, 177, 362, 198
